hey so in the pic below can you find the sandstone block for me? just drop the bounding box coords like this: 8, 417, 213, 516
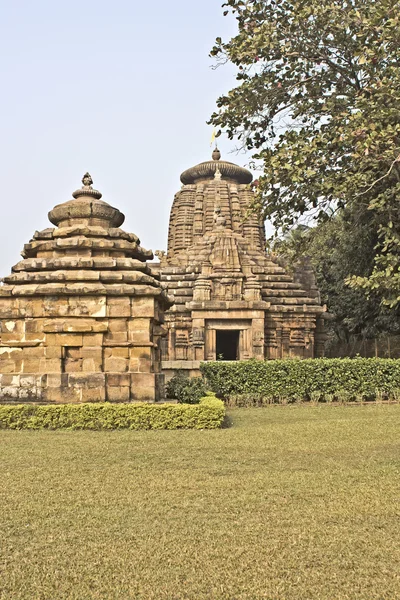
127, 325, 151, 344
53, 334, 83, 347
0, 300, 19, 319
18, 387, 40, 400
92, 257, 116, 269
104, 357, 128, 372
22, 359, 41, 373
0, 319, 19, 333
64, 360, 83, 373
130, 346, 152, 360
82, 333, 104, 346
104, 347, 129, 359
0, 374, 19, 386
46, 374, 64, 388
107, 297, 131, 317
25, 333, 46, 343
80, 346, 101, 359
24, 320, 42, 335
1, 386, 20, 399
139, 357, 152, 373
82, 359, 98, 372
130, 372, 164, 401
100, 271, 123, 282
128, 358, 139, 372
81, 387, 106, 403
43, 318, 107, 333
67, 297, 106, 318
106, 373, 131, 387
63, 320, 107, 333
45, 385, 81, 403
104, 331, 128, 344
65, 347, 81, 360
68, 373, 105, 389
106, 386, 130, 402
39, 359, 61, 373
108, 319, 128, 332
0, 359, 22, 373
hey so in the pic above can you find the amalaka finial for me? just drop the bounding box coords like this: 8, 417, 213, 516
212, 147, 221, 161
72, 172, 102, 200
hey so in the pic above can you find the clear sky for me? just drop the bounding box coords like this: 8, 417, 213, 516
0, 0, 253, 276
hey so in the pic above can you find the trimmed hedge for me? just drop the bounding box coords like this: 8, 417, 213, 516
201, 358, 400, 403
0, 395, 225, 430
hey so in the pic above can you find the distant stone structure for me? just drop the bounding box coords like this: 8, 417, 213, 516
155, 149, 327, 378
0, 174, 171, 402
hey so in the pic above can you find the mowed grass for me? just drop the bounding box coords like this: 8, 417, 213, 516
1, 406, 399, 600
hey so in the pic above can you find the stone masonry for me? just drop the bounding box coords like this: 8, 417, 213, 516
0, 174, 172, 402
154, 149, 328, 378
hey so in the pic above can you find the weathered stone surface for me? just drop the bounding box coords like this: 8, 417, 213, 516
0, 174, 172, 403
42, 319, 108, 333
156, 150, 328, 377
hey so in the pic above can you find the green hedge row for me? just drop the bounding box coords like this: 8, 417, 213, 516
200, 358, 400, 403
0, 395, 225, 430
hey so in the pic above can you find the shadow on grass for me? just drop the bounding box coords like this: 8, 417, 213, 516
221, 412, 233, 429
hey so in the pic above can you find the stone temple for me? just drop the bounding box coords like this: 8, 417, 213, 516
0, 174, 171, 402
155, 149, 327, 378
0, 153, 327, 403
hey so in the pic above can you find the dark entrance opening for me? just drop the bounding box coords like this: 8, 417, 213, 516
216, 330, 239, 361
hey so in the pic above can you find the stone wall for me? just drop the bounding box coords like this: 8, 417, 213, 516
0, 295, 164, 402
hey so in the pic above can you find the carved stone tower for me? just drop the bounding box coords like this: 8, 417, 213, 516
155, 150, 327, 377
0, 174, 171, 402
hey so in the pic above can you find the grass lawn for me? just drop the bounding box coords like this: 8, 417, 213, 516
1, 405, 399, 600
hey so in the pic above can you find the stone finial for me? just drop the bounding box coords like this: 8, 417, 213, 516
212, 147, 221, 161
72, 172, 102, 200
82, 172, 93, 187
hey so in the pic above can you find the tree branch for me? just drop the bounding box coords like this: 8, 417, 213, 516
358, 154, 400, 196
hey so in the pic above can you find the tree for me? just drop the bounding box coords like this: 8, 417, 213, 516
210, 0, 400, 305
274, 211, 400, 347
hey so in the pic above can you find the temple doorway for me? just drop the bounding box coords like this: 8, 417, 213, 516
216, 330, 239, 361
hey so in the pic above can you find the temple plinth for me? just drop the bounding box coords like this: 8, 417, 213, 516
155, 150, 327, 377
0, 174, 172, 402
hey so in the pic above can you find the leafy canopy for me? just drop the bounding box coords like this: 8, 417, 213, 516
274, 214, 400, 346
210, 0, 400, 305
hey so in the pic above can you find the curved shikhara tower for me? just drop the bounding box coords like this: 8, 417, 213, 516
157, 149, 327, 376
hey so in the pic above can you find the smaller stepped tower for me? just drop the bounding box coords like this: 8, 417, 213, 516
155, 149, 327, 377
0, 173, 171, 402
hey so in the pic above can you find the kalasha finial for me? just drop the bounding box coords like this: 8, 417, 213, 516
82, 172, 93, 187
72, 172, 102, 200
212, 147, 221, 161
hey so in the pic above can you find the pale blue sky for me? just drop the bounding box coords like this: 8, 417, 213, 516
0, 0, 254, 275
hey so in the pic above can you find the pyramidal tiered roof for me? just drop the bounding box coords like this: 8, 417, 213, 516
0, 173, 171, 403
1, 173, 170, 304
